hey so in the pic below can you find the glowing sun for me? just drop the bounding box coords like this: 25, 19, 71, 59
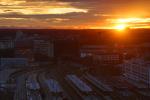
115, 24, 127, 30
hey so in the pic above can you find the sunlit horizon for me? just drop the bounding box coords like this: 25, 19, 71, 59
0, 0, 150, 29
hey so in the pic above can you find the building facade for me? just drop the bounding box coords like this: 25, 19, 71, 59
33, 39, 54, 58
120, 58, 150, 88
93, 53, 122, 65
0, 58, 28, 69
0, 39, 14, 49
80, 45, 122, 65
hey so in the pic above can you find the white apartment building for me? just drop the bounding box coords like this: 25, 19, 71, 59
121, 58, 150, 88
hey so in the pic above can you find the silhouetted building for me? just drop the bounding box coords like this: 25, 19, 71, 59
0, 38, 15, 57
33, 39, 54, 58
54, 39, 79, 58
93, 53, 122, 65
139, 43, 150, 56
80, 45, 122, 65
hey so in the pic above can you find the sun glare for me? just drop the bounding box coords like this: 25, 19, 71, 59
115, 24, 127, 31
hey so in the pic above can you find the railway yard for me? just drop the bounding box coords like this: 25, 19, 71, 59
0, 64, 149, 100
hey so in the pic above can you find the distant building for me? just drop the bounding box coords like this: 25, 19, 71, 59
15, 31, 32, 49
0, 58, 28, 69
80, 45, 122, 65
15, 49, 34, 62
139, 43, 150, 56
0, 39, 14, 49
33, 39, 54, 58
93, 53, 122, 65
80, 45, 113, 55
120, 58, 150, 88
0, 38, 15, 57
121, 43, 150, 59
54, 39, 79, 58
15, 30, 26, 41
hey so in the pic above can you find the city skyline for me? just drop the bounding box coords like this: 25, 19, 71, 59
0, 0, 150, 29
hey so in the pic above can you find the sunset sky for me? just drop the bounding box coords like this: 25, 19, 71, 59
0, 0, 150, 29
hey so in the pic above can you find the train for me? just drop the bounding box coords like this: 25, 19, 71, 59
45, 79, 67, 100
65, 74, 99, 100
26, 74, 40, 91
25, 74, 42, 100
84, 74, 113, 93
